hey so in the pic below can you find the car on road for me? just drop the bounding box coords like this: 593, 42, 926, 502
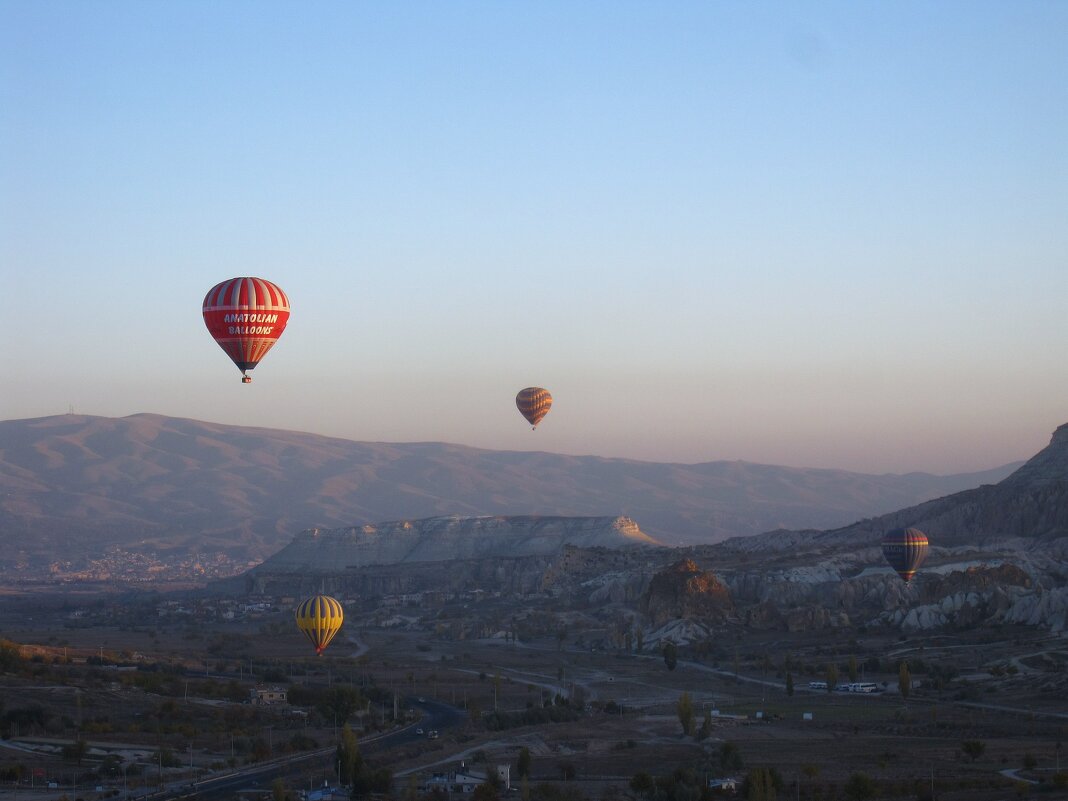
416, 728, 424, 735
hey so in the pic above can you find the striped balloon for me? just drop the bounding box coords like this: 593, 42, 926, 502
203, 277, 290, 383
294, 594, 344, 656
881, 527, 929, 585
516, 387, 553, 429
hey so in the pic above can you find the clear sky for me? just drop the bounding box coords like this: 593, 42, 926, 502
2, 1, 1066, 474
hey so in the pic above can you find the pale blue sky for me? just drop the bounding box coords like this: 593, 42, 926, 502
2, 1, 1066, 473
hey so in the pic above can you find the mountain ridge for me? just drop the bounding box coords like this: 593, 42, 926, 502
0, 412, 1022, 567
723, 422, 1068, 553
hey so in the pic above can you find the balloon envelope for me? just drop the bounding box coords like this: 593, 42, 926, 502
516, 387, 552, 428
881, 527, 929, 584
203, 277, 290, 380
295, 594, 344, 655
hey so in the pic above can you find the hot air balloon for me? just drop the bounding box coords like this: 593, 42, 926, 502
294, 594, 344, 655
516, 387, 552, 429
203, 277, 290, 383
881, 527, 929, 585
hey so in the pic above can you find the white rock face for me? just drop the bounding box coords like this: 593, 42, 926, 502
878, 583, 1068, 634
644, 618, 712, 649
1002, 587, 1068, 633
258, 515, 660, 571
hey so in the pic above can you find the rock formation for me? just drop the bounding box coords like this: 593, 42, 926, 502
639, 559, 733, 626
256, 515, 659, 573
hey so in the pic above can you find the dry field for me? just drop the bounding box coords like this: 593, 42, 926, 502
1, 588, 1067, 800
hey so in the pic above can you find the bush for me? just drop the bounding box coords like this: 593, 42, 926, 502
962, 740, 986, 763
844, 772, 877, 801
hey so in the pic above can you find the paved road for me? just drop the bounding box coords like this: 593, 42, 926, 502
145, 698, 463, 801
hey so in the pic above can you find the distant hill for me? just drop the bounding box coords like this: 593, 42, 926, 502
725, 422, 1068, 553
0, 413, 1020, 567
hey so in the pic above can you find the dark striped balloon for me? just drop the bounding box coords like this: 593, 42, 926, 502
294, 594, 344, 655
516, 387, 553, 429
203, 277, 291, 383
881, 527, 929, 585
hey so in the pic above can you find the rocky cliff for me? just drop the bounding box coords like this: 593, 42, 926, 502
639, 559, 733, 626
254, 515, 660, 573
241, 519, 666, 599
724, 423, 1068, 553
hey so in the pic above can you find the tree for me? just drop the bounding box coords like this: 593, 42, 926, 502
251, 737, 270, 762
825, 663, 839, 694
336, 725, 363, 785
271, 778, 287, 801
848, 655, 858, 683
843, 772, 876, 801
61, 739, 88, 765
467, 698, 482, 727
155, 747, 182, 768
98, 754, 123, 777
0, 640, 22, 673
785, 672, 794, 697
472, 783, 498, 801
743, 768, 781, 801
676, 692, 695, 736
516, 747, 532, 779
630, 772, 654, 798
317, 686, 362, 727
962, 740, 986, 763
663, 642, 678, 672
898, 662, 911, 704
697, 709, 712, 741
635, 628, 645, 654
718, 741, 744, 773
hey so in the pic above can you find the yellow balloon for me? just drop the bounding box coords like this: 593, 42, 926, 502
295, 594, 344, 655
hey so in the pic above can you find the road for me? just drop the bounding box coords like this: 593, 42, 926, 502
144, 698, 463, 801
